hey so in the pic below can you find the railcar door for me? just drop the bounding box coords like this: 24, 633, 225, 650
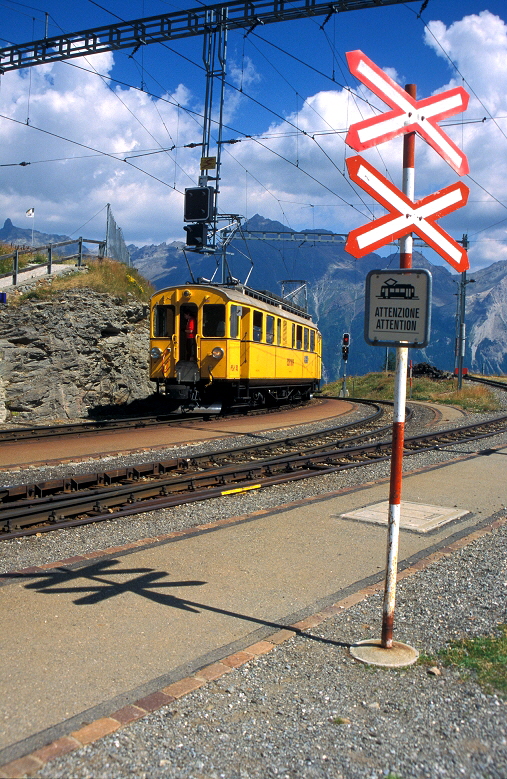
179, 304, 199, 362
240, 306, 250, 379
152, 303, 176, 379
227, 304, 242, 383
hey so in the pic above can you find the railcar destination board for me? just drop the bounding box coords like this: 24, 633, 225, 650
364, 269, 432, 348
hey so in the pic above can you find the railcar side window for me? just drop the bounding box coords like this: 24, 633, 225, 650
304, 328, 309, 351
154, 305, 175, 337
292, 324, 296, 349
229, 305, 241, 339
276, 318, 281, 345
296, 325, 302, 350
253, 310, 263, 342
310, 330, 315, 352
203, 304, 226, 337
282, 320, 287, 346
266, 315, 275, 344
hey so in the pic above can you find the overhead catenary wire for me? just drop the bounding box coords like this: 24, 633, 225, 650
7, 5, 498, 229
2, 1, 507, 253
0, 112, 184, 192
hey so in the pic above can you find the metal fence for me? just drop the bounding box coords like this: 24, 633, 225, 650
105, 204, 131, 266
0, 204, 130, 288
0, 237, 105, 287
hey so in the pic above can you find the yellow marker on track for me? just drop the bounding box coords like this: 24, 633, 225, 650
221, 484, 262, 496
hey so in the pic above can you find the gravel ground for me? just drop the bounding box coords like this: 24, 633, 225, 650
3, 397, 507, 779
33, 510, 507, 779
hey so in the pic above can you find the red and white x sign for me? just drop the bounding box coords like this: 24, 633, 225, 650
345, 156, 470, 272
345, 50, 469, 176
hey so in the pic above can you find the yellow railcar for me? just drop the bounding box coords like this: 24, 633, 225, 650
149, 283, 322, 411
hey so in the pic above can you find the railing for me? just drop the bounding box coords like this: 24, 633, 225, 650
0, 237, 106, 286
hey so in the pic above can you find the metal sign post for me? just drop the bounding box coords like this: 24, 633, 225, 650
343, 51, 470, 666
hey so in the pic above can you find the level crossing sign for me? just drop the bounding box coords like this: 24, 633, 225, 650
345, 156, 469, 272
364, 269, 432, 348
345, 50, 469, 176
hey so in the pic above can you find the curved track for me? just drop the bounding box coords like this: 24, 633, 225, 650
465, 374, 507, 391
3, 403, 507, 539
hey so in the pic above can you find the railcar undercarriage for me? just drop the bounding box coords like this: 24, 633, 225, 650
153, 361, 317, 413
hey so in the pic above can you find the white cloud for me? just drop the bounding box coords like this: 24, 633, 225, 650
0, 11, 507, 271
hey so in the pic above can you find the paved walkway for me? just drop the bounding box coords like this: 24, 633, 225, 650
1, 441, 506, 775
0, 264, 76, 290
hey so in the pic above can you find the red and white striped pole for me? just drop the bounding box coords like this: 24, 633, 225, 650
380, 84, 415, 649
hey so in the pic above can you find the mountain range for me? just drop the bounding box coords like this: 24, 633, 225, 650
0, 219, 91, 256
129, 214, 507, 380
2, 215, 506, 380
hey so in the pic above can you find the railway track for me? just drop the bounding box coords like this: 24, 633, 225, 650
0, 398, 321, 444
2, 405, 507, 540
465, 374, 507, 391
0, 412, 210, 443
0, 400, 385, 533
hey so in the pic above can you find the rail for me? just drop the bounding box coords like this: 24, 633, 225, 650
464, 374, 507, 391
18, 403, 507, 540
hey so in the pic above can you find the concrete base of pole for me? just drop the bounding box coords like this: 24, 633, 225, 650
349, 639, 419, 667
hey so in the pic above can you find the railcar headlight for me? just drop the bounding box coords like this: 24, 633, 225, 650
211, 347, 224, 359
150, 347, 162, 359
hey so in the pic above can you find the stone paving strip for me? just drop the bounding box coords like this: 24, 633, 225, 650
1, 510, 506, 779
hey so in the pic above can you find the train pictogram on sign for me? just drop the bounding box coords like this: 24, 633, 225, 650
378, 279, 417, 300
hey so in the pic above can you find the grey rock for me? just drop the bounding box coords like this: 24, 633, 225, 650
0, 289, 152, 423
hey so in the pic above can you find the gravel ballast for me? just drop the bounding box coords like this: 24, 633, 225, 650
32, 519, 507, 779
1, 400, 506, 575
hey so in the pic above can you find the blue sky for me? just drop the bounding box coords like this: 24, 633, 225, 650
1, 0, 507, 272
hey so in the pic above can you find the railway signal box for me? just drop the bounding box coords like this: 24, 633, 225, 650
184, 223, 208, 248
342, 332, 350, 361
184, 187, 214, 222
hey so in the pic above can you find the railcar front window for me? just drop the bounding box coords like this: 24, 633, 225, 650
277, 318, 281, 345
310, 330, 315, 352
304, 328, 309, 351
296, 325, 302, 350
203, 304, 226, 337
154, 305, 175, 337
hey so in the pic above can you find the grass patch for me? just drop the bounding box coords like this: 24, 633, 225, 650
322, 372, 500, 412
15, 258, 154, 304
331, 716, 352, 725
439, 625, 507, 697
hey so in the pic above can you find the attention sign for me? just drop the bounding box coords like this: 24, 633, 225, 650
364, 269, 432, 348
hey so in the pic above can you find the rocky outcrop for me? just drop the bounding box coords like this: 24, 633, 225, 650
0, 289, 152, 423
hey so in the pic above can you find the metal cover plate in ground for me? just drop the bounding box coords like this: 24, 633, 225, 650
337, 501, 469, 533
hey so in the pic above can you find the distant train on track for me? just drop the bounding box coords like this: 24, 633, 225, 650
149, 282, 322, 412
